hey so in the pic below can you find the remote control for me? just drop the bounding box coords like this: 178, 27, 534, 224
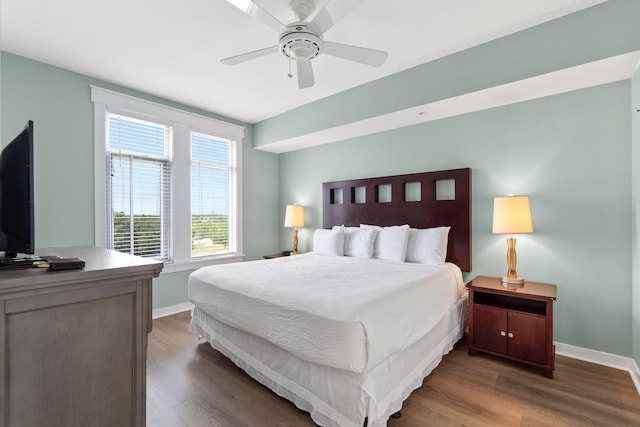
48, 258, 85, 271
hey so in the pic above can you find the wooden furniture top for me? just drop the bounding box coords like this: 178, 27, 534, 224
322, 168, 472, 271
468, 275, 557, 300
0, 246, 163, 295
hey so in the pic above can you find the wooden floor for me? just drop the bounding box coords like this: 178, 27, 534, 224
147, 311, 640, 426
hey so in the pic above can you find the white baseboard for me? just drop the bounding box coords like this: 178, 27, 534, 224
555, 341, 640, 396
145, 311, 640, 396
152, 302, 193, 319
631, 360, 640, 396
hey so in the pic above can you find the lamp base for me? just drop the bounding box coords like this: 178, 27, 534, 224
501, 275, 525, 287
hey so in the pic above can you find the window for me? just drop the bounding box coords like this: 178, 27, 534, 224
107, 114, 172, 260
92, 87, 244, 272
191, 132, 236, 257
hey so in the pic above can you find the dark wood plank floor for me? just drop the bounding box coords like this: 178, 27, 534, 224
147, 311, 640, 426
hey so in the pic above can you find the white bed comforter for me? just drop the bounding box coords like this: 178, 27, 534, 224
189, 252, 464, 373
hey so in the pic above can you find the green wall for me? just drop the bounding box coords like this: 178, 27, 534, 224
0, 52, 280, 310
2, 0, 639, 363
278, 82, 632, 357
268, 0, 640, 358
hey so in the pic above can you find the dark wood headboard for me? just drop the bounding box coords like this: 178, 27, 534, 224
322, 168, 472, 271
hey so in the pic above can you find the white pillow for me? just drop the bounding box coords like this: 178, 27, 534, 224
405, 226, 450, 265
360, 224, 410, 262
313, 227, 345, 256
333, 226, 376, 258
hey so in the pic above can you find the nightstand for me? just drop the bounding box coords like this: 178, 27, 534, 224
467, 275, 557, 378
263, 253, 285, 259
263, 251, 299, 259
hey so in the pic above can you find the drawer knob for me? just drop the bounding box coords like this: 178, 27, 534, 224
508, 332, 514, 338
500, 331, 506, 336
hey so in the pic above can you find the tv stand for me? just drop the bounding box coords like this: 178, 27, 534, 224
0, 246, 163, 427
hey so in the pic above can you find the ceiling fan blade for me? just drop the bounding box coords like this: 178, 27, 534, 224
323, 41, 388, 67
309, 0, 367, 34
221, 45, 279, 65
297, 60, 315, 89
224, 0, 284, 32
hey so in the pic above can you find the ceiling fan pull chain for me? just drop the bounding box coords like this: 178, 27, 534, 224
288, 46, 293, 78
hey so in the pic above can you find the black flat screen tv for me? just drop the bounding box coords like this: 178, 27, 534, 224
0, 121, 35, 258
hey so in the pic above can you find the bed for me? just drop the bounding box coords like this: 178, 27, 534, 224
189, 168, 472, 427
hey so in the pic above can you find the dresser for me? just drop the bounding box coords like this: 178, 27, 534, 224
0, 246, 163, 426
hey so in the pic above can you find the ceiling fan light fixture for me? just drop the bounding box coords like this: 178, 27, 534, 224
279, 24, 323, 60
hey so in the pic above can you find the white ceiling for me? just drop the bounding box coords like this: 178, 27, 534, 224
1, 0, 606, 124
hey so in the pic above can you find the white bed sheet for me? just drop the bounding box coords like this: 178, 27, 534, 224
189, 252, 464, 373
190, 293, 467, 427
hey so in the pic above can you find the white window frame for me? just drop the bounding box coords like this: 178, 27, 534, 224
106, 113, 173, 261
92, 86, 244, 273
190, 131, 238, 258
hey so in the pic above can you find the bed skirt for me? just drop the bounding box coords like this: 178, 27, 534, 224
190, 293, 467, 427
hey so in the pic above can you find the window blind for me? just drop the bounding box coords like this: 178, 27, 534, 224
191, 132, 234, 257
106, 113, 172, 260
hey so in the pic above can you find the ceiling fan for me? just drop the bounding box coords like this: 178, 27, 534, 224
221, 0, 388, 89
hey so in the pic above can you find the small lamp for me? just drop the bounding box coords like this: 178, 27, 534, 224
492, 195, 533, 286
284, 204, 304, 254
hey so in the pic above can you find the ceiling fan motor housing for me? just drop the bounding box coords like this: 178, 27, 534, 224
279, 23, 323, 61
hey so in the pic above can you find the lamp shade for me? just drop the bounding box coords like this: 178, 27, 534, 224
284, 204, 304, 228
492, 195, 533, 234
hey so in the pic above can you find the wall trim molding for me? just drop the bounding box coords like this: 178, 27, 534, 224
631, 360, 640, 397
556, 342, 640, 396
257, 50, 640, 154
152, 302, 193, 319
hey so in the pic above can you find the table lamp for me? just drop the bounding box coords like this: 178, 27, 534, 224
492, 195, 533, 286
284, 204, 304, 254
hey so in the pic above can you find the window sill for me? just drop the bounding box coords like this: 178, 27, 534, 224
160, 253, 245, 274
